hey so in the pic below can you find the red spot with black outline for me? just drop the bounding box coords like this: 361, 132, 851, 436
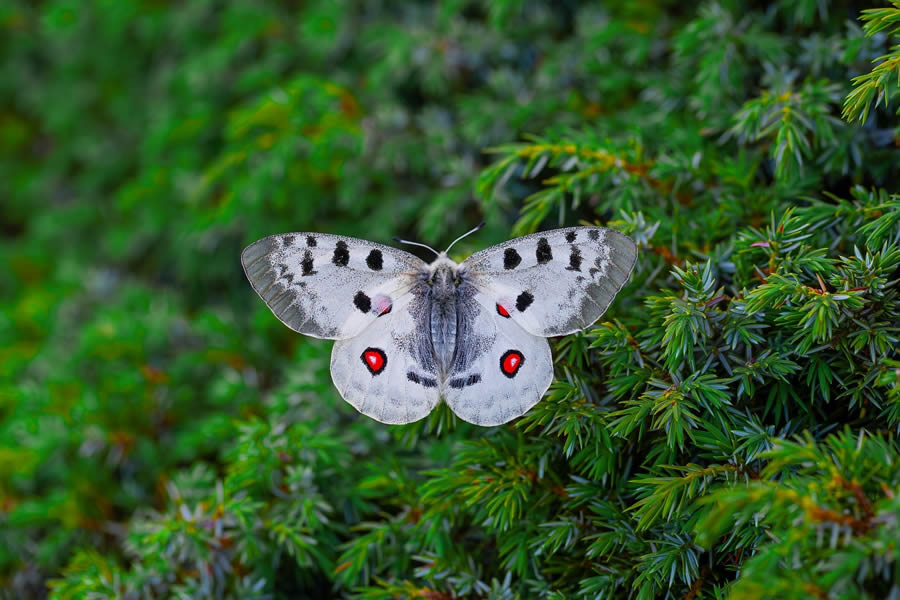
496, 303, 510, 318
500, 349, 524, 378
361, 347, 387, 375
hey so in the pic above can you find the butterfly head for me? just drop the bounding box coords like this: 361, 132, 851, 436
427, 255, 460, 290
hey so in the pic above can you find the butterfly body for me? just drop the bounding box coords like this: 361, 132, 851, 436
426, 258, 460, 376
242, 226, 637, 425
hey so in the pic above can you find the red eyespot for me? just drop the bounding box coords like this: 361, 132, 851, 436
500, 350, 524, 378
373, 294, 393, 316
361, 348, 387, 375
496, 303, 510, 318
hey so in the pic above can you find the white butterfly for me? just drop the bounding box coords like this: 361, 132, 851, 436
241, 225, 637, 426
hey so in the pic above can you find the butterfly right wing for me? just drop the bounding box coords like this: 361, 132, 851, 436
460, 226, 637, 337
242, 233, 427, 340
330, 285, 442, 424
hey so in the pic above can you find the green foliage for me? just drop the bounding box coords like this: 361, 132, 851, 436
695, 429, 900, 600
844, 0, 900, 122
731, 79, 845, 180
2, 1, 899, 599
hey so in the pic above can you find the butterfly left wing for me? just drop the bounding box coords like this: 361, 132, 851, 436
442, 283, 553, 426
460, 226, 637, 337
330, 286, 442, 424
241, 233, 427, 340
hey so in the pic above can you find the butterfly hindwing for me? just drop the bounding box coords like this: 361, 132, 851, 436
442, 283, 553, 426
329, 286, 442, 424
241, 233, 426, 340
461, 226, 637, 337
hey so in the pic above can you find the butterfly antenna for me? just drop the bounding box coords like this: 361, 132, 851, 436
443, 221, 486, 254
392, 237, 440, 258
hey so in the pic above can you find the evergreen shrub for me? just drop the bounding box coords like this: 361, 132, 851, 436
1, 1, 899, 598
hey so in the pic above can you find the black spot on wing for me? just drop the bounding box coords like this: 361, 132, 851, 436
566, 247, 583, 272
282, 235, 295, 247
565, 231, 577, 243
407, 371, 438, 388
366, 249, 383, 271
588, 229, 600, 241
536, 237, 552, 263
306, 235, 317, 247
504, 248, 522, 270
353, 291, 371, 313
448, 373, 482, 389
301, 250, 316, 276
333, 240, 350, 266
516, 291, 534, 312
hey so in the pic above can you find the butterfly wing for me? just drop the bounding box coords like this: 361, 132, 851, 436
442, 283, 553, 426
460, 226, 637, 337
330, 286, 442, 424
241, 233, 427, 340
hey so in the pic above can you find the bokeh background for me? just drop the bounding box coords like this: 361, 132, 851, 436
3, 1, 900, 599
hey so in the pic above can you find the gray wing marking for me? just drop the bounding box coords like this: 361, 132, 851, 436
448, 283, 496, 375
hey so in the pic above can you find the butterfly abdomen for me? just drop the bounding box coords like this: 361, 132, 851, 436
429, 264, 458, 375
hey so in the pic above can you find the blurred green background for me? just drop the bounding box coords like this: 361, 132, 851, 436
3, 0, 900, 598
1, 2, 623, 595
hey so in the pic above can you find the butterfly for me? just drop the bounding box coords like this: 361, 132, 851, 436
241, 225, 637, 426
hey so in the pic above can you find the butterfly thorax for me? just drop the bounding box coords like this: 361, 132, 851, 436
427, 256, 461, 375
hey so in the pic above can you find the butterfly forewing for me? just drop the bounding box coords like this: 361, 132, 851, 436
461, 226, 637, 337
241, 233, 426, 340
